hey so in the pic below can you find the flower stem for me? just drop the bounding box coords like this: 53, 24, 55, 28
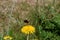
27, 34, 29, 40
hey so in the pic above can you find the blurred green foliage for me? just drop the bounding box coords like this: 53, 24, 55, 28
0, 0, 60, 40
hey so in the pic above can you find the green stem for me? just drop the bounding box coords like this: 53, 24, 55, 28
27, 34, 29, 40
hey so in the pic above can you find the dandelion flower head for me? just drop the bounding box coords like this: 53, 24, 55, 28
4, 35, 12, 40
21, 25, 35, 34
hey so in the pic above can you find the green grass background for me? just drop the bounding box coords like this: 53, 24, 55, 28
0, 0, 60, 40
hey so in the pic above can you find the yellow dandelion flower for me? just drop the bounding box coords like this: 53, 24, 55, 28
4, 35, 12, 40
21, 25, 35, 34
